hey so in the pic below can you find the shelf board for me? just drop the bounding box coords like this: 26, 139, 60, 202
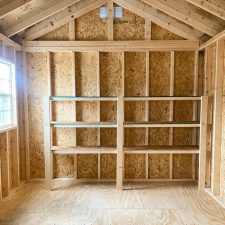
124, 121, 200, 128
51, 122, 117, 128
50, 96, 118, 101
124, 145, 199, 154
124, 96, 201, 101
51, 146, 117, 154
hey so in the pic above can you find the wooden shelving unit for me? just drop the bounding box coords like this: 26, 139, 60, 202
44, 95, 208, 190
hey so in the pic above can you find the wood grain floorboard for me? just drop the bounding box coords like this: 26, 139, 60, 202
0, 181, 224, 225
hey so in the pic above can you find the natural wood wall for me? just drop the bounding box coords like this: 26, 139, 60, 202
26, 7, 197, 180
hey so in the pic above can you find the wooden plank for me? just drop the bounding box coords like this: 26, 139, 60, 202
69, 20, 77, 180
108, 0, 114, 41
145, 20, 151, 40
114, 0, 202, 40
185, 0, 225, 21
0, 132, 10, 197
199, 29, 225, 51
50, 96, 118, 101
116, 52, 124, 191
192, 51, 199, 180
22, 40, 200, 52
211, 40, 224, 195
5, 0, 81, 37
44, 97, 52, 190
69, 20, 76, 41
51, 122, 117, 128
169, 51, 174, 180
145, 51, 149, 179
0, 0, 32, 18
22, 0, 108, 40
10, 129, 20, 187
199, 96, 208, 190
0, 33, 21, 51
22, 52, 30, 181
124, 122, 200, 128
96, 52, 101, 180
142, 0, 221, 36
16, 51, 26, 181
145, 19, 151, 180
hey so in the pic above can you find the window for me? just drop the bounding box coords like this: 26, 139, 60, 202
0, 60, 16, 130
114, 7, 123, 18
99, 7, 107, 19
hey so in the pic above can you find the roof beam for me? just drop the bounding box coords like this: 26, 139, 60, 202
22, 40, 200, 52
185, 0, 225, 21
22, 0, 108, 40
141, 0, 222, 36
114, 0, 202, 40
0, 0, 32, 19
5, 0, 81, 37
0, 33, 21, 51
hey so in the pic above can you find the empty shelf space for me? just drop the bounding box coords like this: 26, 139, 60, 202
51, 146, 117, 154
124, 145, 199, 154
50, 122, 117, 128
124, 96, 201, 101
124, 121, 200, 128
50, 96, 118, 101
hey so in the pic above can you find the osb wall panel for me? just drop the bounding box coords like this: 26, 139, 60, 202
173, 51, 195, 178
114, 6, 145, 40
124, 52, 146, 150
100, 154, 116, 178
100, 52, 120, 163
173, 154, 192, 179
76, 8, 107, 41
124, 154, 145, 179
75, 52, 98, 178
148, 154, 170, 178
100, 52, 122, 96
26, 52, 48, 178
148, 51, 170, 174
151, 23, 184, 40
37, 24, 69, 41
51, 52, 74, 178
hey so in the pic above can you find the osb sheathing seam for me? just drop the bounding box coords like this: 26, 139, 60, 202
27, 6, 197, 179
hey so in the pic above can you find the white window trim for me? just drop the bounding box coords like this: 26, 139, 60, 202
0, 57, 17, 131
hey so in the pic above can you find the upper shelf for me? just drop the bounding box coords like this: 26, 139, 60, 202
50, 96, 118, 101
50, 122, 117, 128
124, 96, 201, 101
124, 121, 200, 128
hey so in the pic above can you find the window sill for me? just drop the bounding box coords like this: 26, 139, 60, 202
0, 125, 17, 134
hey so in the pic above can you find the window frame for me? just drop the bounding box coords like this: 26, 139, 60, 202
0, 57, 17, 131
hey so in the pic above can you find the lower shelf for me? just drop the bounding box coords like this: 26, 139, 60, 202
124, 145, 199, 154
51, 146, 117, 154
51, 145, 199, 154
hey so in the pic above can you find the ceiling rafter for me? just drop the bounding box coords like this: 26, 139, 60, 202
141, 0, 223, 37
185, 0, 225, 21
114, 0, 203, 40
22, 0, 108, 41
5, 0, 82, 37
0, 0, 32, 19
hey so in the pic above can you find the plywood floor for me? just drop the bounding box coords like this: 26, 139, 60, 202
0, 181, 225, 225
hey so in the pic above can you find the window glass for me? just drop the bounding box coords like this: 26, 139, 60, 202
0, 60, 16, 129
